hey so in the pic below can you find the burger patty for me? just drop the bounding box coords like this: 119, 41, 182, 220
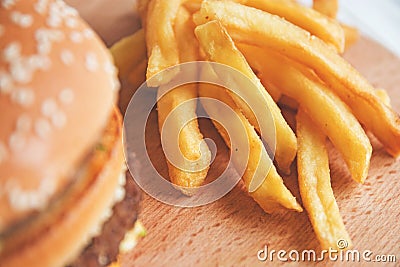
69, 171, 141, 267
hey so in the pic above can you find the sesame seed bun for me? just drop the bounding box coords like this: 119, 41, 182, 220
0, 0, 120, 231
0, 108, 128, 267
0, 1, 139, 266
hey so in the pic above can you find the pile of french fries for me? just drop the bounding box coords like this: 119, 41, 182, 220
111, 0, 400, 250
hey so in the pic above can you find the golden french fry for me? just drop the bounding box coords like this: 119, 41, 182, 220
157, 83, 211, 195
198, 82, 302, 213
376, 88, 391, 107
110, 29, 146, 80
297, 110, 351, 250
110, 29, 147, 113
107, 261, 120, 267
313, 0, 338, 18
240, 44, 372, 183
194, 0, 400, 158
248, 58, 282, 102
174, 7, 199, 63
342, 23, 360, 50
145, 0, 181, 86
195, 20, 297, 174
183, 0, 202, 13
157, 7, 210, 195
233, 0, 344, 52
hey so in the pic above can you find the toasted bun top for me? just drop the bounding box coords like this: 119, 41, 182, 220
0, 0, 120, 232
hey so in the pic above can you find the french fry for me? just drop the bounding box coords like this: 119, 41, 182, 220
157, 83, 211, 195
110, 29, 146, 80
233, 0, 344, 53
110, 29, 147, 113
248, 58, 282, 102
157, 7, 211, 195
342, 24, 360, 50
297, 110, 351, 250
198, 82, 302, 213
195, 20, 297, 174
183, 0, 202, 14
194, 0, 400, 158
376, 88, 391, 107
173, 7, 199, 63
312, 0, 338, 18
145, 0, 181, 86
239, 44, 372, 183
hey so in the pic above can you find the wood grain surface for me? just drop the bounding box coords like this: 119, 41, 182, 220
120, 37, 400, 267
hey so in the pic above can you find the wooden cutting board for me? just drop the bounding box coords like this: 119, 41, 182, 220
120, 37, 400, 267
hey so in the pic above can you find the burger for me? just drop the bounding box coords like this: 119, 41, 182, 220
0, 1, 141, 266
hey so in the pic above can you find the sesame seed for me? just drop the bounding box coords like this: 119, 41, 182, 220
34, 0, 48, 14
59, 88, 74, 104
28, 55, 51, 71
3, 42, 21, 62
11, 88, 35, 107
98, 254, 109, 266
16, 114, 32, 132
47, 14, 61, 28
60, 49, 74, 65
8, 190, 28, 211
83, 28, 95, 39
20, 14, 33, 28
102, 208, 113, 221
85, 52, 99, 72
48, 29, 64, 41
8, 185, 48, 211
8, 174, 58, 211
70, 31, 83, 43
48, 1, 61, 18
63, 4, 78, 17
0, 142, 8, 164
10, 61, 33, 84
35, 118, 51, 139
51, 111, 67, 128
37, 41, 51, 55
65, 17, 78, 28
112, 77, 121, 91
104, 61, 116, 75
118, 167, 127, 185
9, 132, 26, 151
114, 186, 126, 202
41, 98, 57, 117
0, 72, 13, 94
35, 28, 64, 55
35, 29, 46, 40
1, 0, 16, 9
10, 12, 33, 28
